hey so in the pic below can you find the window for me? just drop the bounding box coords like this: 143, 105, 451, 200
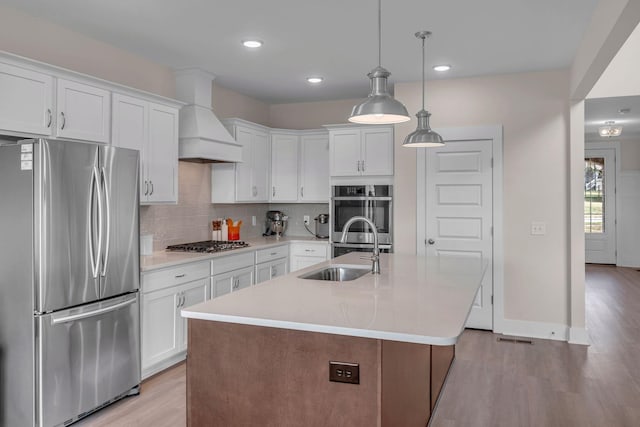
584, 157, 604, 233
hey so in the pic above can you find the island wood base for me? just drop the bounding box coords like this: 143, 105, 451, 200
187, 319, 454, 427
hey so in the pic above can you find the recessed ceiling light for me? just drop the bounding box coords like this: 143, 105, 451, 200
618, 108, 631, 114
242, 40, 263, 48
306, 77, 324, 84
433, 64, 451, 72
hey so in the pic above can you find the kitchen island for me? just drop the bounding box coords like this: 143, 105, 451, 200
181, 252, 487, 427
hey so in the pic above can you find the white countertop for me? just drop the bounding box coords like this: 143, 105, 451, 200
181, 252, 487, 346
141, 235, 329, 271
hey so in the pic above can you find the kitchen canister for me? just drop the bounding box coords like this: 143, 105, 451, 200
140, 234, 153, 255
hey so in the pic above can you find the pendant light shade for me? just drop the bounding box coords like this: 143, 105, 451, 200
349, 0, 410, 125
403, 31, 444, 147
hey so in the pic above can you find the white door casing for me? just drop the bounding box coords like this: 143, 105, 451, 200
417, 125, 504, 332
584, 148, 617, 264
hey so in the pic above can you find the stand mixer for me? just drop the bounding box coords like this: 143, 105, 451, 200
264, 210, 288, 237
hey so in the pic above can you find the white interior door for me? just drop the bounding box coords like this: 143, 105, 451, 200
585, 149, 616, 264
425, 139, 494, 330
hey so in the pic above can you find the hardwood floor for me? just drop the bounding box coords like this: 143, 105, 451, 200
74, 363, 186, 427
77, 265, 640, 426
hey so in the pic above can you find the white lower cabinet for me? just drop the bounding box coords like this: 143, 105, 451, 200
290, 242, 330, 272
141, 261, 210, 379
141, 242, 327, 378
211, 252, 255, 297
256, 258, 288, 284
212, 266, 254, 297
255, 245, 289, 284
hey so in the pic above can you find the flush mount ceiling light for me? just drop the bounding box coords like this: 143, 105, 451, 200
433, 64, 451, 72
403, 31, 444, 148
599, 120, 622, 138
242, 39, 263, 48
348, 0, 410, 124
306, 77, 324, 84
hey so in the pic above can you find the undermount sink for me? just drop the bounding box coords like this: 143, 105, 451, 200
299, 264, 371, 282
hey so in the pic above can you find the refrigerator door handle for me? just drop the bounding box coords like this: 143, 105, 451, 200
89, 167, 103, 279
51, 297, 136, 325
100, 167, 111, 281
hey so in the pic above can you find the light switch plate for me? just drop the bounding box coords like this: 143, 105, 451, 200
531, 221, 546, 235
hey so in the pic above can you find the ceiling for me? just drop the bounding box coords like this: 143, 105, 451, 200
3, 0, 599, 104
585, 96, 640, 142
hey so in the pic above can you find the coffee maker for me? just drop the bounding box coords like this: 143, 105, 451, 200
314, 214, 330, 238
264, 210, 288, 237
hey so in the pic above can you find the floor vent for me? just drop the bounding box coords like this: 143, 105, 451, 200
497, 337, 533, 345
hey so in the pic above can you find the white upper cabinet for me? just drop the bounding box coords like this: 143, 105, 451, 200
271, 132, 299, 202
0, 62, 53, 137
212, 119, 271, 203
112, 93, 179, 204
212, 120, 331, 204
299, 132, 330, 202
147, 103, 179, 203
112, 93, 147, 197
56, 78, 111, 143
328, 125, 394, 177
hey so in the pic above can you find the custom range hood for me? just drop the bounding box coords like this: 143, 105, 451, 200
174, 68, 242, 163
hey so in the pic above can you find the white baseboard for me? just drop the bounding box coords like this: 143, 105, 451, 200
568, 327, 590, 345
142, 351, 186, 380
500, 319, 568, 342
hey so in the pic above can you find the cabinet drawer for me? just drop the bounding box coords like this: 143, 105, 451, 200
290, 243, 329, 257
142, 261, 210, 293
211, 252, 255, 275
255, 245, 289, 264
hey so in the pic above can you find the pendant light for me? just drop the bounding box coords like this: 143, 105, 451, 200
348, 0, 410, 124
403, 31, 444, 147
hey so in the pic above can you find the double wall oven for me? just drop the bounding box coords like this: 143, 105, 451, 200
331, 185, 392, 257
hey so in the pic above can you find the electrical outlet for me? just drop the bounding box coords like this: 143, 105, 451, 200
329, 361, 359, 384
303, 215, 310, 225
530, 221, 546, 236
251, 215, 256, 226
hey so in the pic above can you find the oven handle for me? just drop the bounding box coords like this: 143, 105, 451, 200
332, 243, 392, 249
331, 196, 392, 201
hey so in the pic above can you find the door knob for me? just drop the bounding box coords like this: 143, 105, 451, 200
427, 239, 435, 245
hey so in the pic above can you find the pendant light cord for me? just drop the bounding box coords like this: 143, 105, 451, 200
421, 35, 425, 110
378, 0, 382, 67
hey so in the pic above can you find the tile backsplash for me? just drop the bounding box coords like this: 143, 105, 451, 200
141, 162, 329, 251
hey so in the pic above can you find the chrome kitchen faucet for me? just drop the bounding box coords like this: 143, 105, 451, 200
340, 216, 380, 274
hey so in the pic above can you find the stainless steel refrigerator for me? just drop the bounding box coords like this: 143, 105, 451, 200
0, 138, 141, 427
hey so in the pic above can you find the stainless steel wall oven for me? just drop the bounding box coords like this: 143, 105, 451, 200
331, 185, 392, 256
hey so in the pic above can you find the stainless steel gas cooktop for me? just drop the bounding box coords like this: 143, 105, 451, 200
166, 240, 250, 253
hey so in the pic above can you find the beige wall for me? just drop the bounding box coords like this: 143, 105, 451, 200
212, 82, 270, 126
269, 98, 361, 129
394, 70, 571, 325
0, 5, 175, 98
620, 140, 640, 170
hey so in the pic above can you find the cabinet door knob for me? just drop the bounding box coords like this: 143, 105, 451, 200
273, 186, 276, 197
46, 109, 52, 128
149, 181, 154, 196
357, 160, 361, 172
362, 161, 365, 171
144, 181, 149, 196
60, 112, 66, 130
428, 238, 435, 245
300, 187, 304, 198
